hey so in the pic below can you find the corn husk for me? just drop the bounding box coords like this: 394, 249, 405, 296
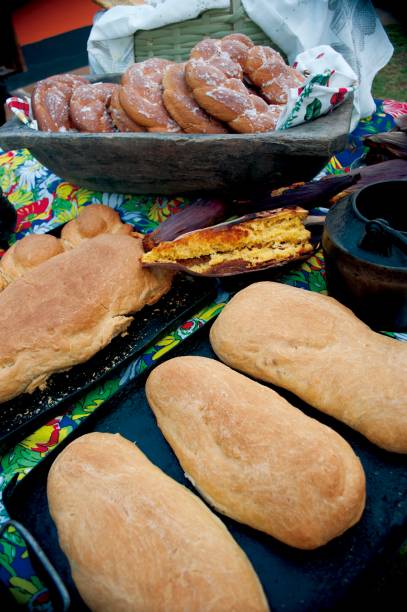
234, 159, 407, 212
143, 197, 229, 252
233, 173, 358, 213
364, 132, 407, 163
329, 159, 407, 204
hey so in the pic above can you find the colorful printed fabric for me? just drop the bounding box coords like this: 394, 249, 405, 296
5, 97, 37, 130
322, 98, 396, 175
278, 45, 357, 130
0, 99, 406, 608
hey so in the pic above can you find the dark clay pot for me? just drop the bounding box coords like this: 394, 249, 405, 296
322, 179, 407, 331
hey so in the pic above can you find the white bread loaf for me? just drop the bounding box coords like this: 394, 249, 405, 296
60, 203, 134, 249
47, 432, 268, 612
0, 234, 63, 289
146, 356, 366, 549
210, 282, 407, 454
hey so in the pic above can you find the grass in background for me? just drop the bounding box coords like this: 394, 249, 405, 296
372, 25, 407, 101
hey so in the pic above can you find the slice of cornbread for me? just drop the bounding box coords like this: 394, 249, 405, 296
142, 207, 313, 275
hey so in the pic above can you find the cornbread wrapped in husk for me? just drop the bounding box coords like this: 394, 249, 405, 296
142, 207, 313, 276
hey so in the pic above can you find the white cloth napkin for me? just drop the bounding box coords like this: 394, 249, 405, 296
276, 45, 358, 130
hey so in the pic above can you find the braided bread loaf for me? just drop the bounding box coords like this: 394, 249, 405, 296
185, 36, 282, 133
109, 86, 145, 132
32, 74, 87, 132
119, 59, 182, 133
162, 62, 227, 134
245, 46, 305, 105
70, 83, 117, 133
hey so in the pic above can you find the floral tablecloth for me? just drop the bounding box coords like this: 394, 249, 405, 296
0, 99, 406, 609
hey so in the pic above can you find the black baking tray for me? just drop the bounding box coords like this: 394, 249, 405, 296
0, 274, 216, 453
3, 326, 407, 612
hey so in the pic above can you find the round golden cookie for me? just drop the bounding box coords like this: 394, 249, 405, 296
109, 87, 145, 133
186, 37, 282, 134
32, 74, 88, 132
162, 63, 227, 134
245, 46, 305, 105
119, 59, 182, 133
70, 83, 117, 133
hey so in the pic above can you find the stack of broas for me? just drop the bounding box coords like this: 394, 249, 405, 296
32, 33, 304, 134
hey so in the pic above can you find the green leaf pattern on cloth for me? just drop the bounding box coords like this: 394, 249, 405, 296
305, 98, 323, 121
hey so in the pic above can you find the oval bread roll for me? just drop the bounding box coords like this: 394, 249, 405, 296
47, 433, 268, 612
210, 282, 407, 454
146, 356, 366, 549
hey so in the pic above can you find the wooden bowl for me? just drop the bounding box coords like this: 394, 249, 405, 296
0, 75, 353, 195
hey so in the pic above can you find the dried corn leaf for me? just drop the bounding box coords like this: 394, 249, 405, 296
143, 197, 229, 252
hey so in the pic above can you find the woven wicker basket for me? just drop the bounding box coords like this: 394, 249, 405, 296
93, 0, 145, 8
133, 0, 283, 62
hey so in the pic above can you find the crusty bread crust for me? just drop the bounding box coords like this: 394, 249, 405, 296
146, 356, 366, 549
0, 233, 172, 403
210, 282, 407, 454
0, 234, 64, 289
61, 204, 134, 249
48, 433, 269, 612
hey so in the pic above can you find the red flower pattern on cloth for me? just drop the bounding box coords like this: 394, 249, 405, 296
181, 321, 194, 331
16, 197, 52, 232
383, 100, 407, 118
330, 88, 348, 107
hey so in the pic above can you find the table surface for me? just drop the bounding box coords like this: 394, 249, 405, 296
0, 98, 406, 609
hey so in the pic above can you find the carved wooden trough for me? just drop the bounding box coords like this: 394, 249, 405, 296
0, 75, 353, 195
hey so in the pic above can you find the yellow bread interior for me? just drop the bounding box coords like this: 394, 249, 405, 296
143, 214, 312, 271
189, 241, 313, 272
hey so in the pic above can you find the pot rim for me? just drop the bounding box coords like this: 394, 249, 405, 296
351, 178, 407, 234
